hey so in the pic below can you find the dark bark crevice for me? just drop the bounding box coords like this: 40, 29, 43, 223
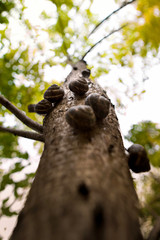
78, 182, 90, 199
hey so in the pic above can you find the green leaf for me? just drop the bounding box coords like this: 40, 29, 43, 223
1, 206, 18, 217
2, 197, 9, 205
0, 133, 28, 159
0, 173, 14, 191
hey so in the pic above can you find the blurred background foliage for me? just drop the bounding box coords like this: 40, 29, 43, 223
0, 0, 160, 238
126, 121, 160, 238
126, 121, 160, 167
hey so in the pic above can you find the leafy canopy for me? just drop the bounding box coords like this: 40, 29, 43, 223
0, 1, 160, 235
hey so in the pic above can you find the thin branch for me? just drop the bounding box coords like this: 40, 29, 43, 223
147, 217, 160, 240
82, 24, 127, 60
88, 0, 136, 37
0, 126, 44, 142
0, 94, 43, 133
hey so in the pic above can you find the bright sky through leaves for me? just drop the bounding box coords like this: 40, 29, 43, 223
1, 0, 160, 239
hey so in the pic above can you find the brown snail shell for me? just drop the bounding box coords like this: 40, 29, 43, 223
28, 104, 36, 113
69, 78, 89, 95
35, 99, 52, 115
44, 84, 64, 103
127, 144, 150, 173
65, 105, 96, 130
85, 93, 110, 119
81, 69, 91, 78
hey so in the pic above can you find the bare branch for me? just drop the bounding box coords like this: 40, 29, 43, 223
0, 94, 43, 133
147, 217, 160, 240
88, 0, 136, 37
82, 24, 127, 60
0, 126, 44, 142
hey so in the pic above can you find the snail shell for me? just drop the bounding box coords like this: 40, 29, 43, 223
44, 84, 64, 103
81, 69, 91, 78
85, 93, 110, 119
35, 99, 52, 115
28, 104, 36, 113
65, 105, 96, 130
69, 78, 89, 95
127, 144, 150, 173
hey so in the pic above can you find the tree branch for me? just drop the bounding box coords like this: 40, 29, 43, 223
82, 24, 127, 60
88, 0, 136, 37
0, 94, 43, 133
147, 217, 160, 240
0, 126, 44, 142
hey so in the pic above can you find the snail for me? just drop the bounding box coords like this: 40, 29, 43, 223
65, 105, 96, 130
85, 93, 110, 120
127, 144, 150, 173
28, 104, 36, 113
44, 84, 64, 103
28, 99, 52, 115
69, 78, 89, 95
81, 69, 91, 78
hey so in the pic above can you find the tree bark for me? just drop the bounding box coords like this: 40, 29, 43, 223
10, 61, 143, 240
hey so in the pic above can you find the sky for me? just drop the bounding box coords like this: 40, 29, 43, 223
118, 64, 160, 140
1, 0, 160, 239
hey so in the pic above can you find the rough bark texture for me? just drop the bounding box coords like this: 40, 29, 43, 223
11, 61, 143, 240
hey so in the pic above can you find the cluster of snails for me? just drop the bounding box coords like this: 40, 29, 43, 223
28, 66, 111, 131
67, 71, 151, 173
28, 66, 151, 174
65, 93, 110, 130
67, 70, 151, 173
28, 84, 64, 115
28, 68, 91, 115
127, 144, 150, 173
66, 68, 110, 130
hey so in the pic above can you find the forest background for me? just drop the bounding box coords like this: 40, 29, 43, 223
0, 0, 160, 239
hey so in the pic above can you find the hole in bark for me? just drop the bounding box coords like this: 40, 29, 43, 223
93, 204, 105, 228
78, 182, 90, 199
108, 144, 114, 154
73, 66, 78, 70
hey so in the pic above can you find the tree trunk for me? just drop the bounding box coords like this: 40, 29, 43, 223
11, 61, 143, 240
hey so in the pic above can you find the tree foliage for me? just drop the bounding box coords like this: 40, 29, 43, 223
114, 0, 160, 60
